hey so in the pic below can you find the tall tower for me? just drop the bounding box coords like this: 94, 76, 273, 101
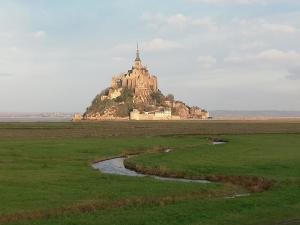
134, 43, 142, 69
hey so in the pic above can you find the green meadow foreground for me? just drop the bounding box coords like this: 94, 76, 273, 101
0, 121, 299, 225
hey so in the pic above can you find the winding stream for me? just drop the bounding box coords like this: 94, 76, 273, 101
92, 157, 211, 183
92, 143, 251, 198
92, 142, 227, 183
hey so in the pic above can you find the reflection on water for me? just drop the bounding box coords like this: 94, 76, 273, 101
92, 158, 143, 177
213, 141, 227, 145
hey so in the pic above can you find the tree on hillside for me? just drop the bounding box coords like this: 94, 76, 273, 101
166, 94, 174, 101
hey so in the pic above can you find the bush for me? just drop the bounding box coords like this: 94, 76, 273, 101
115, 89, 134, 103
171, 107, 179, 116
86, 98, 116, 115
166, 94, 174, 101
100, 88, 110, 96
151, 90, 165, 106
115, 103, 133, 117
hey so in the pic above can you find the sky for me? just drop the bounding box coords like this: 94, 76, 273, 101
0, 0, 300, 113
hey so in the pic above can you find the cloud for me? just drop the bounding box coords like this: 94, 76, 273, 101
143, 13, 218, 31
232, 18, 298, 38
144, 38, 181, 52
9, 46, 18, 52
190, 18, 218, 31
256, 49, 300, 63
287, 67, 300, 80
186, 0, 275, 5
113, 44, 130, 50
196, 56, 217, 68
261, 23, 297, 33
0, 32, 12, 39
224, 49, 300, 81
166, 13, 188, 27
240, 41, 267, 50
223, 56, 243, 64
32, 30, 46, 38
0, 73, 13, 77
224, 49, 300, 65
112, 56, 127, 63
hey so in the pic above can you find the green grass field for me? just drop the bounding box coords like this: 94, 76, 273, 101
0, 121, 299, 225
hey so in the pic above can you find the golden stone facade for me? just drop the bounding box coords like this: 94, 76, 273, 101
111, 45, 158, 103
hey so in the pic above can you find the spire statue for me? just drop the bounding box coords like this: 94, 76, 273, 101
135, 43, 141, 62
134, 43, 142, 69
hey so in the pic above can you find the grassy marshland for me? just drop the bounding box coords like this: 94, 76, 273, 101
0, 121, 299, 225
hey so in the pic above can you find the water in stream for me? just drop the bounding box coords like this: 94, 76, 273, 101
92, 142, 251, 198
92, 157, 210, 183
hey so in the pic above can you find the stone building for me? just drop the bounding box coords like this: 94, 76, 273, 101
130, 108, 180, 120
111, 45, 158, 103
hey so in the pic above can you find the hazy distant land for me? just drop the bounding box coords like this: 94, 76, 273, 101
0, 112, 73, 122
0, 111, 300, 122
211, 110, 300, 120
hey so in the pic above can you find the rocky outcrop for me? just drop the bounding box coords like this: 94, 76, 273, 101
173, 101, 190, 119
190, 107, 209, 119
82, 87, 209, 120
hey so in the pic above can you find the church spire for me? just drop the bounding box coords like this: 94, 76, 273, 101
135, 43, 141, 62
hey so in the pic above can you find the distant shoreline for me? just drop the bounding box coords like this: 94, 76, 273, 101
0, 111, 300, 123
0, 112, 73, 122
1, 117, 300, 123
0, 117, 72, 122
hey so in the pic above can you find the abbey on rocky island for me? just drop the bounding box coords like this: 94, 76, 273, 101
111, 45, 158, 104
74, 45, 209, 121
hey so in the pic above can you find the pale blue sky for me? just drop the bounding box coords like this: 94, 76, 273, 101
0, 0, 300, 112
